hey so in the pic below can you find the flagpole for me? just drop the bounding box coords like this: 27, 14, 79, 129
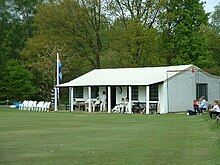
56, 53, 59, 86
54, 53, 59, 112
57, 53, 61, 100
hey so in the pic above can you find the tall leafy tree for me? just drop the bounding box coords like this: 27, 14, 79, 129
0, 59, 37, 101
21, 0, 108, 98
208, 3, 220, 70
210, 3, 220, 34
159, 0, 213, 67
0, 0, 44, 100
103, 0, 166, 67
0, 0, 44, 63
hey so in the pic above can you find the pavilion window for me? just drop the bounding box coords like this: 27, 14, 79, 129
132, 86, 138, 100
91, 86, 99, 98
74, 87, 83, 98
196, 83, 208, 100
150, 84, 158, 101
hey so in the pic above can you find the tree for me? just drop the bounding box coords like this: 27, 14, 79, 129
159, 0, 212, 67
105, 19, 162, 68
0, 0, 44, 64
0, 0, 46, 100
102, 0, 166, 67
210, 3, 220, 34
0, 60, 37, 101
21, 0, 108, 98
206, 4, 220, 71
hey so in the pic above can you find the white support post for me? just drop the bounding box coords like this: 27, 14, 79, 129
69, 87, 71, 107
128, 86, 132, 114
54, 87, 58, 112
108, 86, 111, 113
146, 86, 150, 114
56, 53, 60, 99
88, 86, 92, 112
70, 87, 74, 112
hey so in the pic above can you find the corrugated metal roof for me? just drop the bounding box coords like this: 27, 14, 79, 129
58, 65, 194, 87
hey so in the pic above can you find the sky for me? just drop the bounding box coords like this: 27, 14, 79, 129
204, 0, 220, 13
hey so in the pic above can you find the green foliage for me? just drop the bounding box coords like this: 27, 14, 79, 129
0, 0, 219, 101
160, 0, 211, 67
0, 0, 44, 63
21, 0, 109, 98
210, 3, 220, 34
0, 60, 37, 101
107, 20, 162, 68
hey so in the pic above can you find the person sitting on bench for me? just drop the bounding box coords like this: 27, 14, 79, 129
93, 97, 101, 112
208, 100, 220, 119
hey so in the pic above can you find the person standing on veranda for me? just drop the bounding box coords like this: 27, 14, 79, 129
100, 91, 106, 111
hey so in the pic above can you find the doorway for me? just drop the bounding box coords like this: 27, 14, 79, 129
111, 86, 116, 109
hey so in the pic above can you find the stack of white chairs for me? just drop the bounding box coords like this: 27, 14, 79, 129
19, 100, 28, 110
27, 100, 34, 111
36, 101, 44, 111
32, 101, 37, 111
18, 100, 51, 112
42, 102, 51, 112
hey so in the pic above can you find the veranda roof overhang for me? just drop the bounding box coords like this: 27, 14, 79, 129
58, 65, 195, 87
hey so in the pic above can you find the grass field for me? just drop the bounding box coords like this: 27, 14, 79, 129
0, 108, 220, 165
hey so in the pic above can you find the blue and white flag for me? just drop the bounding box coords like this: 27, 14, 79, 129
57, 53, 62, 85
58, 56, 62, 81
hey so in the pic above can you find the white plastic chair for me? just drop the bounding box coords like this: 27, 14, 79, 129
112, 105, 121, 113
19, 100, 26, 110
28, 100, 34, 111
22, 100, 29, 110
36, 101, 44, 111
42, 102, 51, 112
32, 101, 37, 111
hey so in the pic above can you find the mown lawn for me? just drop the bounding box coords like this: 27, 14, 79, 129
0, 108, 220, 165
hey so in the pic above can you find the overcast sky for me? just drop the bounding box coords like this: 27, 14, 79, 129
204, 0, 220, 13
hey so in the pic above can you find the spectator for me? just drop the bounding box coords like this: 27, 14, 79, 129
93, 97, 101, 112
100, 91, 106, 111
73, 98, 77, 111
124, 97, 129, 113
208, 100, 220, 119
193, 100, 199, 113
119, 98, 125, 113
198, 96, 207, 114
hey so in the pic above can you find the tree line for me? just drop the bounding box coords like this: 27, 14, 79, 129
0, 0, 220, 101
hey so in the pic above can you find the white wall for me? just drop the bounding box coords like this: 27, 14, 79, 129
83, 87, 88, 100
194, 72, 220, 105
158, 83, 168, 114
167, 71, 196, 112
116, 86, 127, 104
138, 86, 146, 102
167, 71, 220, 112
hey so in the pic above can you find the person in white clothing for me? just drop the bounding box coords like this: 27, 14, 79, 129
119, 98, 125, 113
124, 97, 129, 113
100, 91, 106, 111
208, 100, 220, 119
198, 96, 207, 114
93, 97, 101, 111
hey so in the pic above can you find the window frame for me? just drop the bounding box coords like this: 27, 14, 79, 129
91, 86, 99, 98
196, 83, 208, 101
150, 84, 159, 101
74, 87, 83, 98
131, 86, 139, 100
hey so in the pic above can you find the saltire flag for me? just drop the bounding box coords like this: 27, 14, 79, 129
58, 57, 62, 81
57, 53, 62, 85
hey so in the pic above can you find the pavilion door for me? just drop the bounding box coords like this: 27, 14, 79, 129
111, 86, 116, 109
